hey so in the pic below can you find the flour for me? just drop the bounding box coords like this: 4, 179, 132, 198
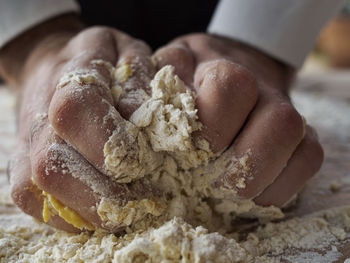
0, 191, 349, 262
1, 67, 350, 262
292, 90, 350, 142
56, 68, 109, 90
113, 217, 248, 263
101, 64, 283, 232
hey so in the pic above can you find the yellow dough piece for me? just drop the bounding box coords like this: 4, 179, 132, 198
42, 191, 95, 231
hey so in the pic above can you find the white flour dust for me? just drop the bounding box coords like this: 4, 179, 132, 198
0, 67, 350, 262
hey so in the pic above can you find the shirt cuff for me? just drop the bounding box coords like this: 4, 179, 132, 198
208, 0, 345, 68
0, 0, 80, 48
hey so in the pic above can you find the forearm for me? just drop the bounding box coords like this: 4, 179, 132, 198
0, 14, 84, 88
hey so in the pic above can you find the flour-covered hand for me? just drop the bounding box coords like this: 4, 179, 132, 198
154, 34, 324, 207
1, 19, 159, 232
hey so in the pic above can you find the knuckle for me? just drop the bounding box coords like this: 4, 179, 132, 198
155, 44, 191, 61
31, 141, 62, 190
31, 153, 51, 188
70, 26, 116, 47
269, 103, 304, 141
188, 33, 210, 43
49, 83, 95, 134
186, 33, 212, 51
201, 59, 258, 103
207, 59, 255, 84
130, 39, 151, 53
11, 175, 43, 221
211, 59, 233, 73
11, 186, 32, 215
81, 26, 113, 37
11, 182, 25, 208
169, 45, 191, 57
49, 92, 74, 133
10, 160, 43, 216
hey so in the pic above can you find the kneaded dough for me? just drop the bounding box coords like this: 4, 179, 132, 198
100, 63, 283, 232
1, 79, 350, 263
103, 65, 212, 183
1, 200, 350, 263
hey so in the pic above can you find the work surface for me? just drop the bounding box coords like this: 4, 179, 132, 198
0, 67, 349, 261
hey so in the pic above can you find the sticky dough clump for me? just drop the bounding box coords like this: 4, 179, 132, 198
101, 64, 283, 232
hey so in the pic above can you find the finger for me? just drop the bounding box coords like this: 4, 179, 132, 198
213, 87, 305, 198
61, 27, 119, 82
49, 78, 117, 171
193, 59, 258, 153
30, 131, 103, 231
10, 145, 79, 232
153, 42, 195, 85
49, 29, 155, 175
254, 126, 324, 207
171, 34, 224, 63
113, 38, 156, 119
30, 123, 149, 232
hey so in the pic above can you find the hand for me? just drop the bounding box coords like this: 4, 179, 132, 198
153, 33, 324, 207
1, 17, 158, 232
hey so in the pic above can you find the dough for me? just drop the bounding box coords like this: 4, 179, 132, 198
1, 197, 349, 262
101, 63, 283, 232
55, 61, 282, 232
1, 83, 349, 262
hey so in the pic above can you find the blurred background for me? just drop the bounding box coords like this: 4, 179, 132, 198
295, 1, 350, 107
316, 0, 350, 69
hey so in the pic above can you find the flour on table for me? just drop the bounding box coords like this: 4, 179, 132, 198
1, 65, 350, 262
1, 188, 349, 262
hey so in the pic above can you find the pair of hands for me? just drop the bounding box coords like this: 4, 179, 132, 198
1, 17, 323, 232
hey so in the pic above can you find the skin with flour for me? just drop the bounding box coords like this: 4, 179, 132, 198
0, 20, 324, 232
47, 59, 285, 231
69, 62, 283, 231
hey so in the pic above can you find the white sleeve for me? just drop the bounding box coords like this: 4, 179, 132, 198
208, 0, 345, 68
0, 0, 80, 48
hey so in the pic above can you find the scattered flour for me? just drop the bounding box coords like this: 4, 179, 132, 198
292, 90, 350, 142
0, 190, 349, 262
1, 65, 350, 262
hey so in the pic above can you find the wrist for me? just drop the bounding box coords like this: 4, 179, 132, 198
0, 14, 84, 88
